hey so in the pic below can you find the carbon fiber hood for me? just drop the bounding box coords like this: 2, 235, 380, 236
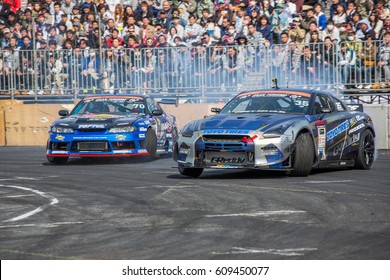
52, 114, 142, 129
199, 113, 304, 131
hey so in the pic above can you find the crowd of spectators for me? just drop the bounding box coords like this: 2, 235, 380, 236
0, 0, 390, 95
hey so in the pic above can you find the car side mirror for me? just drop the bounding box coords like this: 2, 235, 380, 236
320, 108, 331, 114
211, 108, 221, 113
152, 109, 163, 116
58, 110, 69, 116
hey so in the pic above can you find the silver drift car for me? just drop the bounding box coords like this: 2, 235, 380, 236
173, 89, 375, 177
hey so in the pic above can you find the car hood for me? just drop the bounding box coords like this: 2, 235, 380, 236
199, 113, 304, 132
52, 113, 143, 129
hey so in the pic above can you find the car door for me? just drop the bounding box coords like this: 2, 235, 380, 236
313, 94, 350, 160
145, 97, 165, 144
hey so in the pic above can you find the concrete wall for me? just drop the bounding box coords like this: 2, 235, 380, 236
365, 105, 390, 150
0, 102, 389, 149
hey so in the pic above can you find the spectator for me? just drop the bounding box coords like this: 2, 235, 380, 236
62, 0, 75, 15
288, 17, 306, 47
258, 15, 273, 44
333, 4, 347, 27
322, 36, 337, 87
81, 48, 101, 93
375, 32, 390, 87
107, 29, 124, 48
360, 35, 378, 88
285, 41, 302, 84
337, 41, 361, 89
346, 1, 358, 22
221, 46, 244, 91
330, 0, 347, 21
374, 0, 390, 20
300, 45, 318, 87
314, 3, 327, 31
0, 0, 11, 21
368, 13, 383, 40
270, 3, 289, 43
184, 14, 202, 43
322, 19, 340, 41
300, 9, 316, 31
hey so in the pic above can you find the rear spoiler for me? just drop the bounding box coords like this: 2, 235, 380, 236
156, 98, 179, 107
347, 104, 363, 112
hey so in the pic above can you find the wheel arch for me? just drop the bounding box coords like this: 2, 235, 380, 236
293, 127, 317, 164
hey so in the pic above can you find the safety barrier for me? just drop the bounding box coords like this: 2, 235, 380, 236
1, 40, 389, 103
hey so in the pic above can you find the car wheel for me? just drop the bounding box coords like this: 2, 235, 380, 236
179, 167, 203, 178
145, 129, 157, 159
355, 129, 375, 169
47, 156, 68, 164
288, 132, 314, 177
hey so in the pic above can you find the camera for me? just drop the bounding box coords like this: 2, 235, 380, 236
292, 12, 306, 18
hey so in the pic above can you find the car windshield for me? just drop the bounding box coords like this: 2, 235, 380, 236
72, 97, 147, 115
220, 92, 311, 115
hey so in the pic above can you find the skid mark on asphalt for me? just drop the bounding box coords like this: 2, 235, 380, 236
205, 210, 306, 218
212, 247, 317, 256
0, 221, 83, 229
135, 184, 200, 189
0, 185, 59, 223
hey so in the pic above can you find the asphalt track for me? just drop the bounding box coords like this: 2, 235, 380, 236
0, 147, 389, 260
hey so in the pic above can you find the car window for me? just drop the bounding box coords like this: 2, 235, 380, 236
315, 95, 335, 113
333, 97, 347, 112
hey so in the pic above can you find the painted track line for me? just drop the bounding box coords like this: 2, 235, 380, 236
205, 210, 306, 218
0, 185, 59, 223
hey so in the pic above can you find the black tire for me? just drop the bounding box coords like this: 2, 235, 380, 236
47, 156, 68, 164
145, 129, 157, 159
179, 167, 203, 177
288, 132, 314, 177
355, 129, 375, 169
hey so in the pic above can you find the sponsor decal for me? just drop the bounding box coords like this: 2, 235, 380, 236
78, 124, 106, 129
349, 123, 365, 134
115, 134, 126, 141
318, 147, 326, 160
349, 115, 365, 127
327, 120, 350, 141
73, 136, 108, 140
113, 150, 133, 154
336, 102, 344, 112
138, 149, 147, 153
203, 129, 250, 134
332, 133, 360, 156
210, 157, 246, 164
51, 151, 68, 154
84, 114, 115, 119
139, 134, 145, 138
317, 125, 327, 160
139, 127, 147, 132
55, 135, 65, 141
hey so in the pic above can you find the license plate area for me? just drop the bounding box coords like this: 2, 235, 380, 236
77, 141, 108, 151
205, 152, 247, 165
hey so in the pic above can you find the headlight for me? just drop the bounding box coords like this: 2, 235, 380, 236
51, 126, 74, 133
109, 126, 137, 133
180, 121, 199, 138
262, 122, 293, 138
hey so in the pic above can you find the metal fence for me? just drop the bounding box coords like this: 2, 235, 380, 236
1, 40, 389, 102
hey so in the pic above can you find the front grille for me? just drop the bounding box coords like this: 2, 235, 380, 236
202, 135, 246, 142
112, 141, 135, 150
204, 143, 243, 151
202, 134, 248, 151
71, 141, 109, 152
77, 129, 107, 133
49, 142, 69, 151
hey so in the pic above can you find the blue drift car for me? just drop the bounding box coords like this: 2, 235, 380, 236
46, 95, 177, 164
173, 89, 375, 177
